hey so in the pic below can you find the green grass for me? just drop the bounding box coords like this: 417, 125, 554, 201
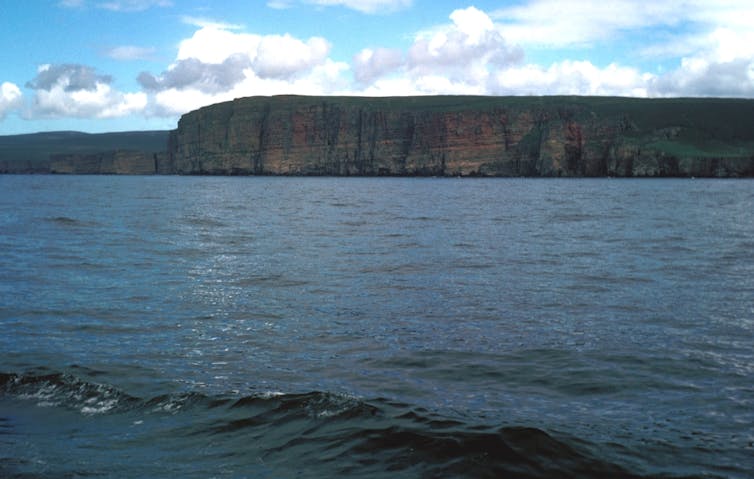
647, 139, 754, 158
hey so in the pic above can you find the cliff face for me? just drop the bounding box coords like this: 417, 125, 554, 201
168, 95, 754, 177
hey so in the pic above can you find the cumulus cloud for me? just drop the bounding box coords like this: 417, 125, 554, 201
254, 35, 330, 79
176, 25, 258, 64
0, 82, 23, 120
25, 64, 146, 118
39, 2, 754, 123
173, 23, 331, 76
408, 7, 523, 74
26, 64, 112, 92
649, 58, 754, 97
459, 0, 753, 98
352, 7, 523, 93
139, 24, 348, 116
353, 48, 404, 84
350, 3, 754, 98
140, 25, 333, 102
138, 55, 251, 94
643, 11, 754, 97
149, 59, 349, 116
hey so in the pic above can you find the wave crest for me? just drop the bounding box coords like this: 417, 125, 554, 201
1, 370, 705, 478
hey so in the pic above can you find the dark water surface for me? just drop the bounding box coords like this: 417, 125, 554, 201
1, 176, 752, 478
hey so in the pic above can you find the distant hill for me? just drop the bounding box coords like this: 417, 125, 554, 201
0, 130, 169, 163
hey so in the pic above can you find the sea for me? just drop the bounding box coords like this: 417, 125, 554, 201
0, 175, 752, 479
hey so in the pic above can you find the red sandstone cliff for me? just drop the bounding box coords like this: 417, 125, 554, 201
166, 95, 754, 177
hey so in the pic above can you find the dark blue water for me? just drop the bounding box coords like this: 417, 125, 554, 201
1, 175, 752, 478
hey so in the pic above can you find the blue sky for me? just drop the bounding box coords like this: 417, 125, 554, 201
2, 0, 754, 134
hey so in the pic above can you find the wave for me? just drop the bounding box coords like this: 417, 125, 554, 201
45, 216, 99, 228
0, 370, 715, 479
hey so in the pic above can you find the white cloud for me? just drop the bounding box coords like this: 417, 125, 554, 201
304, 0, 411, 14
177, 26, 332, 78
180, 16, 244, 31
408, 7, 523, 73
267, 0, 293, 9
59, 0, 171, 10
448, 6, 494, 43
490, 0, 754, 62
31, 82, 147, 118
253, 35, 330, 79
106, 45, 156, 61
641, 4, 754, 97
97, 0, 172, 11
353, 48, 404, 84
42, 2, 754, 124
138, 23, 334, 104
139, 55, 252, 94
176, 22, 332, 79
649, 58, 754, 97
142, 24, 348, 116
492, 61, 653, 97
491, 0, 683, 48
149, 59, 349, 116
176, 26, 257, 64
350, 3, 754, 99
25, 64, 146, 118
353, 7, 523, 93
0, 82, 23, 120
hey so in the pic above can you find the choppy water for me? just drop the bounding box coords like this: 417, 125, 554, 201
1, 175, 752, 478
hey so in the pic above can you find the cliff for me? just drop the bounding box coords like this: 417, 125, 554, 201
168, 95, 754, 177
3, 96, 754, 177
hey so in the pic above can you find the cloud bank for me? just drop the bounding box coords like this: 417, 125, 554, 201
139, 24, 347, 115
5, 2, 754, 125
24, 64, 146, 118
354, 6, 526, 95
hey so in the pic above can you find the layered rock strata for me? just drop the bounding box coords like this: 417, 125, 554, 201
167, 95, 754, 177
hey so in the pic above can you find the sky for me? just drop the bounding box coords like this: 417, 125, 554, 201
2, 0, 754, 134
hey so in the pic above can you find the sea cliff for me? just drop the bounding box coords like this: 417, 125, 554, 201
2, 96, 754, 176
166, 95, 754, 177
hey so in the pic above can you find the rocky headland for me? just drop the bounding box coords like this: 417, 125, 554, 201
166, 95, 754, 177
3, 96, 754, 176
